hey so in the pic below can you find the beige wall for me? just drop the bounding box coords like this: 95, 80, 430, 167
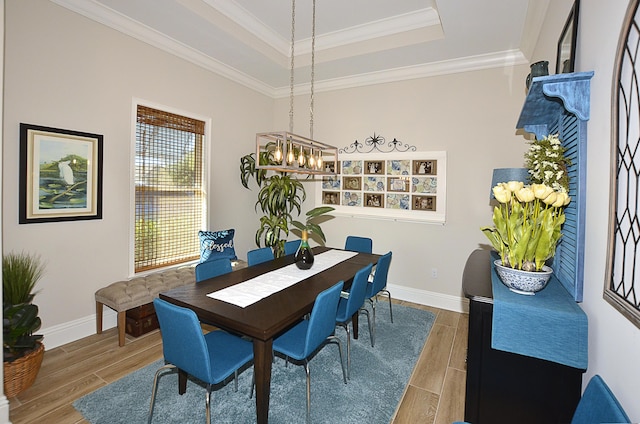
275, 68, 530, 302
3, 1, 272, 341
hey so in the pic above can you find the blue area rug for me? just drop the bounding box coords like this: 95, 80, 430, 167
74, 303, 434, 423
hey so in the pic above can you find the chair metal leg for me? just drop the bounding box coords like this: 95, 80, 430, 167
304, 359, 311, 424
336, 323, 351, 379
148, 364, 176, 424
367, 298, 377, 347
234, 370, 238, 392
358, 307, 373, 348
381, 288, 393, 323
326, 335, 347, 384
205, 383, 212, 424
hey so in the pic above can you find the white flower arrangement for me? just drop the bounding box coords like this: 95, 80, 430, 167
524, 134, 571, 193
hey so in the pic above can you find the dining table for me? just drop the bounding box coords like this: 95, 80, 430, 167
159, 246, 380, 424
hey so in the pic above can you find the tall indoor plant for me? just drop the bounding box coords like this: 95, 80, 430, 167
240, 147, 306, 258
3, 251, 46, 397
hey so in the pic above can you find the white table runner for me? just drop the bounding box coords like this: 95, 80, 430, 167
207, 250, 358, 308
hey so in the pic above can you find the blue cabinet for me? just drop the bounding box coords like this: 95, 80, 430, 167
516, 71, 594, 301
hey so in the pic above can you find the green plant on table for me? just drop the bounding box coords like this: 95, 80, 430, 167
291, 206, 335, 244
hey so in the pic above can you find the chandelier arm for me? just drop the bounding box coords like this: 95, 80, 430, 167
289, 0, 295, 133
310, 0, 316, 140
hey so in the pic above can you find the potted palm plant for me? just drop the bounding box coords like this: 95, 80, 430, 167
3, 251, 46, 397
240, 146, 306, 258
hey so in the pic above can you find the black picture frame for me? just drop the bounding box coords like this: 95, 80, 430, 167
556, 1, 580, 74
19, 123, 103, 224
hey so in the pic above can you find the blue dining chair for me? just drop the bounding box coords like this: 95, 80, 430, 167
272, 281, 347, 424
284, 239, 301, 255
149, 298, 254, 424
363, 251, 393, 346
344, 236, 372, 254
335, 263, 373, 379
247, 246, 274, 266
195, 257, 233, 282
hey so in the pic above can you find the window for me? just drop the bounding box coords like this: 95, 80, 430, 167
607, 0, 640, 328
134, 105, 206, 272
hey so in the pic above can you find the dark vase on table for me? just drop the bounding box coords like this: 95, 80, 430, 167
294, 230, 314, 269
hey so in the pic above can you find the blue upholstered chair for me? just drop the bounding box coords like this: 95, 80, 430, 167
195, 257, 233, 282
452, 374, 630, 424
571, 374, 630, 423
335, 263, 373, 379
149, 299, 254, 424
247, 246, 274, 266
272, 281, 347, 424
344, 236, 373, 254
284, 239, 301, 255
363, 251, 393, 346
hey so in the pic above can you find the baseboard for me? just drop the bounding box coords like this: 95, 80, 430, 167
0, 396, 9, 424
387, 283, 469, 314
40, 287, 467, 350
40, 308, 117, 350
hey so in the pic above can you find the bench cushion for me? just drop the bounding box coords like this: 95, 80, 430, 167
95, 267, 195, 312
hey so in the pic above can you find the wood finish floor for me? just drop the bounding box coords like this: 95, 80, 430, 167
7, 300, 467, 423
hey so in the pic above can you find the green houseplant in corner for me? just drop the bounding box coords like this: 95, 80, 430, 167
3, 251, 46, 397
240, 147, 306, 258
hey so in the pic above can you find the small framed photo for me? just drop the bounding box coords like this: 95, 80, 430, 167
19, 123, 103, 224
387, 177, 409, 192
343, 176, 362, 190
413, 195, 436, 211
322, 191, 339, 205
364, 193, 384, 208
364, 160, 385, 175
413, 160, 437, 175
323, 161, 336, 174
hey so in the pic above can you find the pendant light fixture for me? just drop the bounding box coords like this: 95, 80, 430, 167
255, 0, 338, 175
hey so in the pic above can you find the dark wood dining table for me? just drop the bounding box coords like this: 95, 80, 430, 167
159, 246, 380, 424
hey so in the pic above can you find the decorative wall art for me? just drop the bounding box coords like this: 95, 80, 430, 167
317, 134, 446, 223
19, 124, 103, 224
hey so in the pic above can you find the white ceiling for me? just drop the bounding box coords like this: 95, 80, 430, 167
51, 0, 546, 97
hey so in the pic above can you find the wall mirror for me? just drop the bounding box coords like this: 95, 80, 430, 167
556, 1, 580, 73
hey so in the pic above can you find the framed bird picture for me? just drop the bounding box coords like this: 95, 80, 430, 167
19, 123, 103, 223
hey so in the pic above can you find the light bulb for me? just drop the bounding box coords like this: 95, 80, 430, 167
317, 151, 323, 170
308, 148, 316, 168
298, 148, 305, 166
274, 140, 283, 162
287, 141, 294, 164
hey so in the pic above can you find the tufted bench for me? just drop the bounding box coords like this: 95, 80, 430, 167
95, 266, 196, 347
95, 260, 247, 346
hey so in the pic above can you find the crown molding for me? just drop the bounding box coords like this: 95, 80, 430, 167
275, 49, 529, 97
50, 0, 277, 96
51, 0, 527, 99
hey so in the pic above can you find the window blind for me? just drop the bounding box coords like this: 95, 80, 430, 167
135, 105, 205, 272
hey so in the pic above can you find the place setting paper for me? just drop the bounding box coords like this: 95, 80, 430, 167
207, 250, 358, 308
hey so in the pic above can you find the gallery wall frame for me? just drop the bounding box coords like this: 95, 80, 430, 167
316, 150, 447, 224
19, 123, 103, 224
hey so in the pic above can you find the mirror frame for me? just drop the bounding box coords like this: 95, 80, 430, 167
556, 1, 580, 74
